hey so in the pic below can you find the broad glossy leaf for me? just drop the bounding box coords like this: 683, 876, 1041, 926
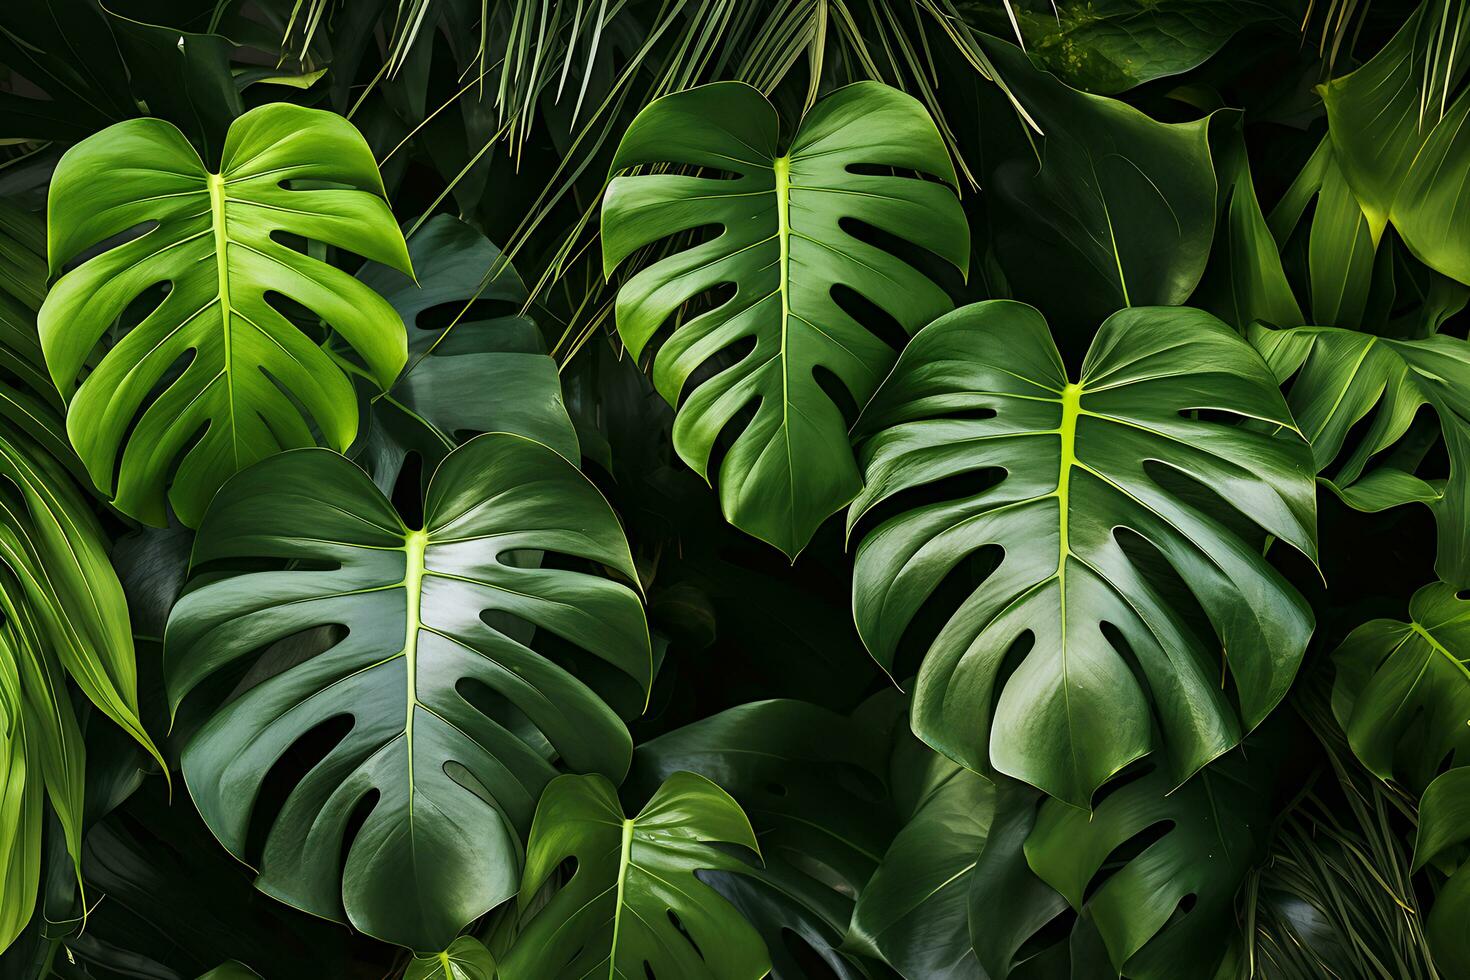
631, 698, 899, 979
978, 38, 1218, 323
1322, 1, 1470, 283
846, 741, 995, 980
501, 770, 769, 980
40, 102, 413, 527
1414, 766, 1470, 976
973, 752, 1276, 980
849, 301, 1317, 806
996, 0, 1288, 95
601, 80, 968, 558
1332, 583, 1470, 792
164, 433, 650, 951
350, 214, 577, 496
1251, 324, 1470, 585
406, 937, 497, 980
1192, 114, 1303, 330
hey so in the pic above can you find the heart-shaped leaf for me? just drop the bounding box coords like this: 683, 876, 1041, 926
164, 433, 650, 951
1251, 323, 1470, 586
502, 770, 768, 980
849, 301, 1317, 805
40, 102, 413, 527
602, 80, 968, 558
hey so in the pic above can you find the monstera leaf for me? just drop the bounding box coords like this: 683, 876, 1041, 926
1332, 583, 1470, 791
1331, 582, 1470, 973
846, 736, 997, 980
1250, 324, 1470, 586
350, 215, 577, 496
601, 80, 968, 558
502, 771, 767, 980
1414, 766, 1470, 976
972, 751, 1278, 980
630, 698, 899, 979
40, 102, 413, 528
164, 433, 651, 951
849, 301, 1317, 806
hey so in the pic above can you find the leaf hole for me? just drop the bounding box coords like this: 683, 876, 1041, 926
830, 282, 908, 356
243, 712, 355, 866
1083, 818, 1176, 904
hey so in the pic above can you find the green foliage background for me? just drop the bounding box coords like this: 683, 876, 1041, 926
0, 0, 1466, 977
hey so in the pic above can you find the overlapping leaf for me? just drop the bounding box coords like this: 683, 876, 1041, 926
0, 211, 161, 955
630, 698, 899, 979
1326, 582, 1470, 976
165, 433, 650, 951
850, 301, 1317, 805
977, 38, 1218, 324
1332, 582, 1470, 790
602, 80, 968, 557
40, 102, 413, 527
501, 770, 768, 980
1251, 323, 1470, 585
350, 214, 577, 495
1321, 0, 1470, 284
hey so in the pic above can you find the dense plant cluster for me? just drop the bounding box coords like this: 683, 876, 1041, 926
1, 0, 1469, 977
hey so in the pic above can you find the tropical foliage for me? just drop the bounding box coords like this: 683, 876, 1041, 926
0, 0, 1467, 978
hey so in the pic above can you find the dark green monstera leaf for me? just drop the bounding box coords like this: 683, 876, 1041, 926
501, 771, 769, 980
972, 752, 1277, 980
40, 102, 413, 527
630, 698, 899, 979
164, 433, 650, 951
849, 301, 1317, 806
1250, 323, 1470, 586
846, 738, 997, 980
601, 80, 968, 558
1330, 581, 1470, 974
350, 214, 576, 496
1333, 582, 1470, 791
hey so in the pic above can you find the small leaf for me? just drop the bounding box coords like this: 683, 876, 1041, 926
502, 770, 769, 980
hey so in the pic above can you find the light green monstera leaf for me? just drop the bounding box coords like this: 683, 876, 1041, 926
40, 102, 412, 527
164, 433, 651, 951
502, 770, 768, 980
848, 301, 1317, 806
601, 80, 968, 558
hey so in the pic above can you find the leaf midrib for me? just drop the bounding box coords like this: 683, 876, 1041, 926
773, 152, 795, 549
206, 171, 239, 470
